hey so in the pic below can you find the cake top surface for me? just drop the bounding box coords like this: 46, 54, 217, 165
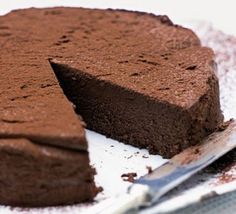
1, 7, 216, 108
0, 7, 217, 149
0, 49, 87, 150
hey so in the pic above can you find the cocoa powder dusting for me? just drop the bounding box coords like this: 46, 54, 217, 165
214, 162, 236, 185
195, 23, 236, 185
180, 146, 202, 165
196, 23, 236, 120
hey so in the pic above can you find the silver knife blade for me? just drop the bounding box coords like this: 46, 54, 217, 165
133, 119, 236, 206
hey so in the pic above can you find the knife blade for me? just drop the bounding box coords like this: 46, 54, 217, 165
89, 120, 236, 214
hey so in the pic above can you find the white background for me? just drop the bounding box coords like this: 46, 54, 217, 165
1, 0, 236, 35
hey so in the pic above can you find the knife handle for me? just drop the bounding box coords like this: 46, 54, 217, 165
92, 184, 150, 214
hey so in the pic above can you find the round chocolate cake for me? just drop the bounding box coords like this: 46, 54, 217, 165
0, 7, 223, 206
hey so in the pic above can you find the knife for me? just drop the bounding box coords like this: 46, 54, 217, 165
88, 120, 236, 214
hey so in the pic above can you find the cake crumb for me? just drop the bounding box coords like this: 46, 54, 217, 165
213, 162, 236, 186
194, 148, 200, 154
217, 119, 234, 131
96, 186, 104, 194
146, 166, 153, 174
121, 172, 137, 183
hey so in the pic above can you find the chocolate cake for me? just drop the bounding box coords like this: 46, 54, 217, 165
0, 7, 223, 206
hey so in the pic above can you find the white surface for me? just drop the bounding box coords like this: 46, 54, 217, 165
1, 1, 236, 214
1, 0, 236, 35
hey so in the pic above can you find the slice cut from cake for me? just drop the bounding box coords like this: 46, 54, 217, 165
0, 7, 223, 206
0, 138, 97, 207
0, 50, 97, 206
0, 52, 87, 151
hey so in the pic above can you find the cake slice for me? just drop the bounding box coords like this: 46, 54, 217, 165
0, 138, 97, 207
0, 7, 223, 207
0, 50, 98, 206
0, 52, 87, 150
